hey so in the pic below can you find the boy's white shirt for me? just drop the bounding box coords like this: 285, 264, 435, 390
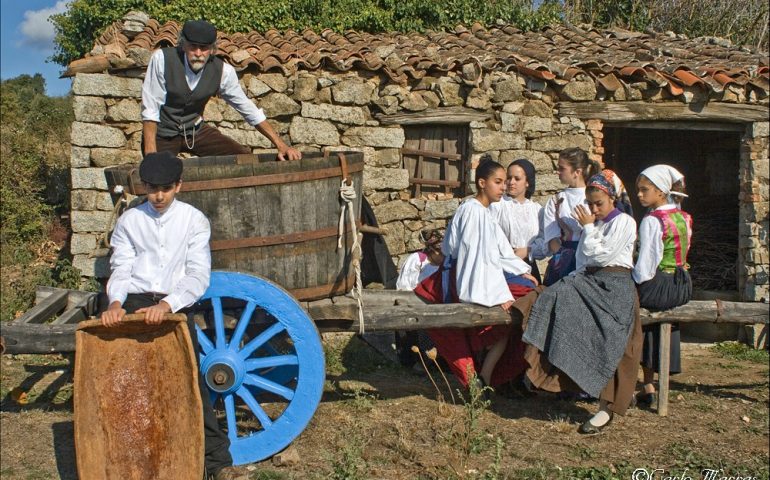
107, 199, 211, 312
396, 252, 439, 291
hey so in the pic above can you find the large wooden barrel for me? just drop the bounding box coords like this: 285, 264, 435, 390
105, 152, 364, 301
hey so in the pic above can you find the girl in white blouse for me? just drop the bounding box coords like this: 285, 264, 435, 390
491, 159, 548, 282
541, 148, 601, 285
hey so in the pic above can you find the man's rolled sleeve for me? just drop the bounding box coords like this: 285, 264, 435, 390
219, 64, 267, 126
141, 50, 167, 122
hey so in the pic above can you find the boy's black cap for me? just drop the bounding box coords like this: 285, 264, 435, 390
181, 20, 217, 45
139, 152, 183, 185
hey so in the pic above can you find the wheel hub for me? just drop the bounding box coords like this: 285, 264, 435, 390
206, 363, 236, 393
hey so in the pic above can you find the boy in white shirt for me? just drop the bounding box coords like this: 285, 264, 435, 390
101, 152, 244, 480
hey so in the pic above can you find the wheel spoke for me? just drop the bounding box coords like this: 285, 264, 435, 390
229, 301, 257, 350
223, 393, 238, 442
244, 373, 294, 401
197, 327, 215, 355
212, 297, 226, 350
245, 355, 298, 371
236, 387, 273, 428
239, 323, 285, 359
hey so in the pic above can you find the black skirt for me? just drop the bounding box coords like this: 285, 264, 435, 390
638, 267, 692, 374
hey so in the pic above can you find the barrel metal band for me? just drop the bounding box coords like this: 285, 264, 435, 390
209, 223, 361, 251
127, 163, 364, 195
288, 271, 356, 301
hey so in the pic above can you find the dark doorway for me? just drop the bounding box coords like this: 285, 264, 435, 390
604, 125, 742, 293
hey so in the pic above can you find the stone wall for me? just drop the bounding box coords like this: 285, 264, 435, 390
738, 121, 769, 302
69, 69, 602, 277
68, 68, 765, 301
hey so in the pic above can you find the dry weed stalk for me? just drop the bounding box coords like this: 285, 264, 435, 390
411, 345, 447, 411
426, 347, 456, 405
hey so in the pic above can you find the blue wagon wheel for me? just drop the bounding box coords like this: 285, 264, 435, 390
195, 271, 325, 465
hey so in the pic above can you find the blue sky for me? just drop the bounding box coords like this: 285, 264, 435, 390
1, 0, 72, 96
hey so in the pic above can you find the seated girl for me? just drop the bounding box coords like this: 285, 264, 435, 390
490, 158, 549, 282
414, 159, 537, 393
396, 229, 444, 291
514, 169, 642, 434
633, 165, 692, 407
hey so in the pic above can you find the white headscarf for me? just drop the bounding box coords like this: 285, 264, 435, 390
640, 165, 688, 199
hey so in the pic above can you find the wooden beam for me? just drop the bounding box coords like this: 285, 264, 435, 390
13, 290, 69, 324
401, 148, 462, 161
609, 121, 746, 132
558, 101, 769, 123
658, 323, 672, 417
376, 107, 492, 126
409, 178, 462, 187
1, 323, 78, 354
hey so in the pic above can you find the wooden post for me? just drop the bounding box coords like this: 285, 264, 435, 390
658, 322, 671, 416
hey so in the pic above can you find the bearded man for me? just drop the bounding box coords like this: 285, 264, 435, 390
141, 19, 300, 161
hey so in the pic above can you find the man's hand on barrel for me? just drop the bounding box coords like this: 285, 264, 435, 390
136, 301, 172, 325
277, 144, 302, 162
101, 301, 127, 327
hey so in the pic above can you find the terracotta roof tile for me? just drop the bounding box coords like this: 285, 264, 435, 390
68, 19, 769, 100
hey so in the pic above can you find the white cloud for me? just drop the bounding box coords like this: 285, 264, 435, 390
19, 1, 69, 49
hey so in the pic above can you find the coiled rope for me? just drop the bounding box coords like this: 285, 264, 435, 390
338, 179, 365, 333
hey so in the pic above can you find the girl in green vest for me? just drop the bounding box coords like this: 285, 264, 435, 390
632, 165, 693, 408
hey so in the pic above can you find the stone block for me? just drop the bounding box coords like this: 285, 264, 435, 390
247, 77, 271, 97
559, 80, 597, 101
71, 190, 109, 210
260, 93, 301, 118
423, 199, 459, 220
502, 101, 525, 114
373, 200, 419, 224
374, 96, 399, 115
73, 96, 106, 122
219, 128, 273, 148
71, 210, 114, 233
363, 167, 410, 191
520, 116, 553, 133
332, 79, 376, 105
71, 168, 108, 190
203, 100, 223, 122
375, 148, 401, 167
535, 173, 563, 192
498, 150, 555, 172
259, 73, 288, 93
492, 78, 522, 102
72, 73, 142, 98
501, 113, 520, 132
342, 127, 405, 148
434, 80, 464, 107
293, 75, 317, 101
301, 102, 367, 125
471, 129, 526, 152
71, 122, 126, 148
421, 91, 441, 108
71, 146, 91, 167
528, 134, 592, 152
401, 92, 429, 112
382, 221, 406, 255
106, 99, 141, 122
73, 254, 111, 278
522, 100, 553, 117
289, 117, 340, 145
466, 88, 491, 110
751, 121, 769, 138
70, 233, 98, 255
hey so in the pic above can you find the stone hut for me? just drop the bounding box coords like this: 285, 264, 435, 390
64, 13, 769, 305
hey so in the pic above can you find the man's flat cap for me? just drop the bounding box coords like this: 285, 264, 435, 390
140, 152, 183, 185
181, 20, 217, 45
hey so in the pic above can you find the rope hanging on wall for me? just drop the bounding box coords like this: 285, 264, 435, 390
338, 178, 365, 333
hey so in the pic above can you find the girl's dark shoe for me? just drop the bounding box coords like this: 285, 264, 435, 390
578, 412, 614, 434
636, 391, 657, 408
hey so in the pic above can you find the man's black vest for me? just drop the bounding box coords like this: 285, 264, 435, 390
157, 47, 223, 139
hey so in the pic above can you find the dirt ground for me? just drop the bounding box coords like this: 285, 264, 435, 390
1, 336, 768, 480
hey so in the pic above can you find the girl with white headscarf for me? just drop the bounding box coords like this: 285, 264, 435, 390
632, 164, 692, 409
